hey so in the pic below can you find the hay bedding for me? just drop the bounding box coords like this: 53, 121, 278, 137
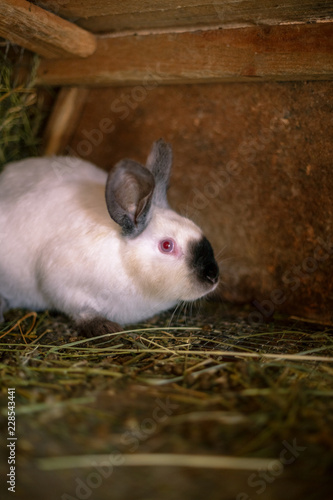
0, 303, 332, 500
0, 48, 44, 167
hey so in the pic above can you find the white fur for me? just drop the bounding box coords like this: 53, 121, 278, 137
0, 156, 217, 325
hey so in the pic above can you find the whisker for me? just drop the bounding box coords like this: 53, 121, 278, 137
179, 301, 188, 324
168, 301, 184, 326
215, 244, 228, 260
218, 255, 235, 266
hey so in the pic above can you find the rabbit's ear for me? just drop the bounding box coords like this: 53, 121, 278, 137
105, 159, 155, 237
146, 139, 172, 208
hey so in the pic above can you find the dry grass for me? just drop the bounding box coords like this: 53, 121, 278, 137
0, 42, 45, 167
1, 304, 332, 471
0, 298, 332, 499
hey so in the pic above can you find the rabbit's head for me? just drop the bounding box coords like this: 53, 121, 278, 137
105, 139, 219, 304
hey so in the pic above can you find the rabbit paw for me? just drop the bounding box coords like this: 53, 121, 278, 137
77, 317, 123, 338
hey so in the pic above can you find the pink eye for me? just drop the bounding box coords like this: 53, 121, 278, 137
159, 238, 175, 254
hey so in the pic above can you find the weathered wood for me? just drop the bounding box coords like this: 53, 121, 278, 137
43, 87, 89, 155
0, 0, 97, 59
34, 0, 333, 34
37, 23, 333, 86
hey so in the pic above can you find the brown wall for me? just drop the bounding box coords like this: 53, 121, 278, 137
66, 81, 333, 324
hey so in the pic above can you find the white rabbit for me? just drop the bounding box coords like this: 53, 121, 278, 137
0, 139, 219, 336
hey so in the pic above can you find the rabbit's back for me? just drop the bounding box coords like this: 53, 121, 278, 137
0, 156, 107, 194
0, 157, 114, 311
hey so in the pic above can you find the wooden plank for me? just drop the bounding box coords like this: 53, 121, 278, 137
43, 87, 89, 155
34, 0, 333, 34
0, 0, 97, 59
37, 23, 333, 86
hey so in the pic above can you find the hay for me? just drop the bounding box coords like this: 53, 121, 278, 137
0, 42, 44, 167
0, 297, 332, 498
38, 452, 280, 472
1, 305, 332, 464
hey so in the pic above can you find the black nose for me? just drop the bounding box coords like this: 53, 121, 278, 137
188, 236, 219, 286
205, 261, 219, 284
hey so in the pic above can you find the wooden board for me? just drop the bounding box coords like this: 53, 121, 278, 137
37, 23, 333, 86
43, 87, 89, 155
34, 0, 333, 34
0, 0, 96, 59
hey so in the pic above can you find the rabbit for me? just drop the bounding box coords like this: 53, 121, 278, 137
0, 139, 219, 336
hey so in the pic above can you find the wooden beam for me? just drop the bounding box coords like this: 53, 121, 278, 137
43, 87, 89, 155
0, 0, 97, 59
37, 23, 333, 86
34, 0, 333, 34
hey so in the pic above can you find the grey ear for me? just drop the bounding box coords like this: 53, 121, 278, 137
105, 159, 155, 237
145, 138, 173, 208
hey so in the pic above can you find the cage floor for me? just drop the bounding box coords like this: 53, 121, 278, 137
1, 302, 332, 500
